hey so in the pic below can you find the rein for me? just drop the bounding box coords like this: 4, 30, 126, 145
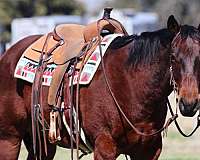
98, 24, 200, 138
97, 19, 177, 137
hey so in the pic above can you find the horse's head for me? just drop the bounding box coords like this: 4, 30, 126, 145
167, 15, 200, 117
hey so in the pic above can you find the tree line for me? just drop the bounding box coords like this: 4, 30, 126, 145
0, 0, 84, 44
0, 0, 200, 45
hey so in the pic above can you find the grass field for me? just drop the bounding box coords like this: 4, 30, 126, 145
19, 94, 200, 159
19, 125, 200, 160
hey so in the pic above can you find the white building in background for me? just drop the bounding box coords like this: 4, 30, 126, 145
10, 10, 158, 46
76, 0, 159, 34
11, 15, 85, 45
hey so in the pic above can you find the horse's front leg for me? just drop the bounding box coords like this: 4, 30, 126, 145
94, 131, 117, 160
130, 134, 162, 160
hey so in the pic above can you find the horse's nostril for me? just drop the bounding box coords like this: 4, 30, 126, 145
180, 98, 198, 108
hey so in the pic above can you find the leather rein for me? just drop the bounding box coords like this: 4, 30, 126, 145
98, 26, 200, 137
31, 32, 64, 159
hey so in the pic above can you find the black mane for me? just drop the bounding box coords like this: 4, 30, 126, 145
180, 25, 200, 40
127, 29, 174, 67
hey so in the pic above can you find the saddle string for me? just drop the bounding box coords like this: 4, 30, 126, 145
31, 32, 51, 158
69, 57, 83, 160
69, 60, 77, 160
74, 41, 93, 160
31, 32, 64, 159
97, 19, 177, 137
68, 39, 96, 160
169, 64, 200, 137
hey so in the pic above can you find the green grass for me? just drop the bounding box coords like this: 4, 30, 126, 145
19, 129, 200, 160
19, 127, 200, 159
19, 124, 200, 159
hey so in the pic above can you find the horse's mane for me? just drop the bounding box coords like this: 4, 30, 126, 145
127, 29, 174, 67
180, 25, 200, 40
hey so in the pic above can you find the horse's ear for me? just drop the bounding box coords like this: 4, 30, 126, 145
167, 15, 180, 34
198, 24, 200, 31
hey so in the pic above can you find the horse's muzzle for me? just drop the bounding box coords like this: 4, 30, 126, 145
179, 98, 200, 117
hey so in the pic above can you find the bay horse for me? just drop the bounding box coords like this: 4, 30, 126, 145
0, 15, 200, 160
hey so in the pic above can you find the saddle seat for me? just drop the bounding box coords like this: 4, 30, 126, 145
23, 24, 86, 65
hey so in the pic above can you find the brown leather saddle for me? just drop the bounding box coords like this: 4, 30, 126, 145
23, 14, 127, 106
29, 8, 128, 158
23, 19, 127, 65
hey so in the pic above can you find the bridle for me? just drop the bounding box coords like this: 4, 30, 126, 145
169, 31, 200, 137
169, 65, 200, 137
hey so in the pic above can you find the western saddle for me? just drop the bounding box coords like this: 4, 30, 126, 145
25, 8, 127, 106
29, 8, 128, 159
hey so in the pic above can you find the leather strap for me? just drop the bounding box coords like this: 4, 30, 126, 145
167, 98, 200, 137
31, 32, 63, 159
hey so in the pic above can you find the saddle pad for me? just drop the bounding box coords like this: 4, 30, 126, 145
14, 57, 57, 86
69, 33, 122, 85
14, 34, 122, 86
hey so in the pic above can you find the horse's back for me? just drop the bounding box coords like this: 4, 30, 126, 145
0, 35, 41, 75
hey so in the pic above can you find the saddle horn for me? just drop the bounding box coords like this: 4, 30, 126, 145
103, 7, 113, 19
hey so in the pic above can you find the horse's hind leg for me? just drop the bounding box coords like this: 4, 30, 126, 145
0, 137, 22, 160
23, 132, 56, 160
94, 132, 117, 160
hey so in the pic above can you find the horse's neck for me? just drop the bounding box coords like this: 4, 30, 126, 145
127, 52, 171, 104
